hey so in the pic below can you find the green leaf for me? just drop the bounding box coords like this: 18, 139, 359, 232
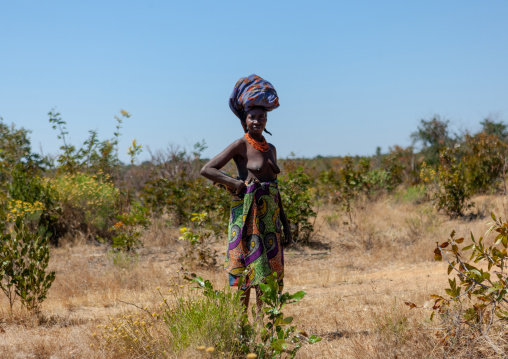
289, 291, 306, 301
271, 339, 288, 351
283, 316, 294, 324
445, 288, 455, 297
470, 269, 482, 277
462, 244, 474, 251
308, 335, 322, 344
447, 264, 454, 275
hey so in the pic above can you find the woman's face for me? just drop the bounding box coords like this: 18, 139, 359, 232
245, 108, 267, 136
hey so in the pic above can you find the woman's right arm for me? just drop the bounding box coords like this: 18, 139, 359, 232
200, 139, 246, 193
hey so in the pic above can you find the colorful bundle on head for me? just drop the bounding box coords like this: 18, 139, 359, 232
229, 74, 280, 124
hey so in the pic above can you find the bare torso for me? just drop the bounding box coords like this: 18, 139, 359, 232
233, 137, 280, 183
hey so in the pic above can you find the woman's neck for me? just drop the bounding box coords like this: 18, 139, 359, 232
248, 132, 264, 142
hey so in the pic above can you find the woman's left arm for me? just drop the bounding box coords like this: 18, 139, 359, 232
279, 198, 293, 248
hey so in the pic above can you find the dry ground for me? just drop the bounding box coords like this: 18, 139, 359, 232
1, 194, 507, 358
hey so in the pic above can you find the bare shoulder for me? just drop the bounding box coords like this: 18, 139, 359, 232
220, 137, 246, 152
202, 137, 247, 170
231, 137, 247, 150
268, 143, 277, 158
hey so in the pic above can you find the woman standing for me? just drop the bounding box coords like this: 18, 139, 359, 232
200, 74, 292, 309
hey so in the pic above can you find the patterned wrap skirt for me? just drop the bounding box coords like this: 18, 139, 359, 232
225, 180, 284, 290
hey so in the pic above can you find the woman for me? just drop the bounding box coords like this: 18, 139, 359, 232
200, 74, 292, 309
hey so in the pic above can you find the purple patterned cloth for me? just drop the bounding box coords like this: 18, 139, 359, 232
229, 74, 280, 120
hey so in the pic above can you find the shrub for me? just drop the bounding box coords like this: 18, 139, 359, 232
143, 175, 230, 234
407, 213, 508, 356
462, 133, 506, 194
142, 140, 231, 235
109, 202, 150, 251
163, 276, 245, 355
433, 148, 473, 218
387, 145, 421, 186
0, 118, 43, 190
178, 212, 218, 268
249, 272, 321, 358
94, 274, 245, 357
5, 199, 45, 224
95, 273, 320, 358
279, 164, 316, 244
367, 155, 404, 194
51, 172, 119, 239
9, 165, 61, 243
320, 156, 370, 224
0, 218, 56, 313
380, 152, 405, 191
411, 116, 455, 167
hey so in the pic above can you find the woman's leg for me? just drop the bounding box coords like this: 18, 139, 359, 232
255, 286, 263, 313
241, 286, 251, 310
241, 286, 263, 314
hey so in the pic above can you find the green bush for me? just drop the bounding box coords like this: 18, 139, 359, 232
95, 274, 246, 357
320, 156, 370, 224
178, 212, 218, 268
250, 272, 321, 358
51, 172, 119, 239
95, 272, 320, 358
0, 118, 44, 190
462, 133, 506, 194
411, 116, 455, 167
406, 213, 508, 356
9, 165, 61, 243
279, 164, 316, 244
386, 145, 421, 186
433, 148, 473, 218
109, 202, 150, 251
143, 175, 230, 234
0, 218, 56, 313
366, 169, 392, 195
163, 276, 245, 355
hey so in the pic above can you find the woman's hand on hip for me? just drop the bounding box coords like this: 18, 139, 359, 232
234, 180, 246, 194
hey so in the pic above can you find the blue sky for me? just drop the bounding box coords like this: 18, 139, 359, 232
1, 1, 507, 162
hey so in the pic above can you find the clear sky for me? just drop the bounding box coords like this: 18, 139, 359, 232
1, 1, 507, 162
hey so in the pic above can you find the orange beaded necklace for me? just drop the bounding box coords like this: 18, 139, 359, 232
244, 132, 269, 152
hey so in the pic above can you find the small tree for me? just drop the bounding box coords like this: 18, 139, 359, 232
320, 156, 370, 224
407, 213, 508, 356
462, 133, 506, 194
411, 116, 454, 167
0, 117, 43, 190
433, 148, 473, 218
480, 117, 508, 142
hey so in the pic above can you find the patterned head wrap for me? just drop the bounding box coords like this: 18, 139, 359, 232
229, 74, 280, 121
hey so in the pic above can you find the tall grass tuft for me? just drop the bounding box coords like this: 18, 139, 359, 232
95, 274, 247, 358
163, 278, 245, 355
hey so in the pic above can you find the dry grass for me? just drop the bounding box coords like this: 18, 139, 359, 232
1, 194, 507, 358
